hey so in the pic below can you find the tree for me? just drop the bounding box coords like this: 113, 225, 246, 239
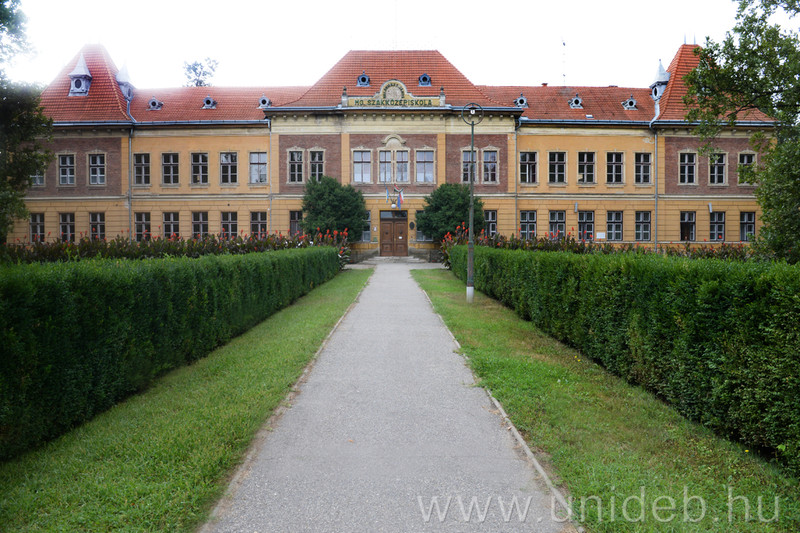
416, 183, 485, 243
0, 0, 52, 244
301, 176, 368, 237
685, 0, 800, 261
183, 57, 218, 87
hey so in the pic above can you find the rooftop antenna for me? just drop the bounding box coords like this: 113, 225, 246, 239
562, 38, 567, 86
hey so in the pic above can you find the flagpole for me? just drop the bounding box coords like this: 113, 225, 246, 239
461, 103, 483, 304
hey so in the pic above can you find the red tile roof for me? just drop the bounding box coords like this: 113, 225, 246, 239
656, 44, 772, 123
40, 44, 132, 123
129, 86, 308, 123
40, 44, 773, 126
478, 85, 655, 122
280, 50, 503, 108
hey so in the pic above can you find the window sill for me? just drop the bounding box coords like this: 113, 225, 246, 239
519, 182, 538, 187
708, 183, 729, 187
606, 182, 625, 187
133, 184, 152, 189
248, 182, 269, 187
190, 183, 210, 188
547, 182, 567, 187
220, 183, 240, 188
577, 182, 597, 187
677, 183, 698, 187
634, 182, 653, 187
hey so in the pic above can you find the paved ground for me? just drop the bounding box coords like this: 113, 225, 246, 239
201, 258, 576, 532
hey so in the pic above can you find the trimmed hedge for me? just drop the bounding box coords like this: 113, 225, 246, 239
0, 247, 339, 459
451, 246, 800, 476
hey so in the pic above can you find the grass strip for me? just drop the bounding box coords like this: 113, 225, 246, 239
412, 269, 799, 533
0, 268, 372, 532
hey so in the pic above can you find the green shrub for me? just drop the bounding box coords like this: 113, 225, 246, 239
0, 247, 339, 459
450, 245, 800, 476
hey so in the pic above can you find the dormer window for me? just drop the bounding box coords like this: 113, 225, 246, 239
568, 93, 583, 109
258, 95, 271, 109
68, 53, 92, 97
116, 65, 134, 101
148, 97, 163, 111
514, 93, 528, 108
357, 71, 370, 87
418, 73, 431, 87
202, 95, 217, 109
622, 95, 637, 110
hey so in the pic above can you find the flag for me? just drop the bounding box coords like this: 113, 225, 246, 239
386, 187, 390, 203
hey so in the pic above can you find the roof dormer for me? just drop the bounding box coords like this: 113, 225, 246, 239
568, 93, 583, 109
68, 54, 92, 96
650, 60, 670, 101
116, 64, 134, 101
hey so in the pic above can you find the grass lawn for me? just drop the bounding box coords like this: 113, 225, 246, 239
412, 268, 799, 533
0, 268, 372, 532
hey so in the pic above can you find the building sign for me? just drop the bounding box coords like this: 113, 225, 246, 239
349, 80, 440, 108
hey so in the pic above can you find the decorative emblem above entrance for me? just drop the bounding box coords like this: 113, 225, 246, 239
348, 80, 440, 108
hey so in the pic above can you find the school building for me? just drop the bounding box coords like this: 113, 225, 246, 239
11, 43, 772, 256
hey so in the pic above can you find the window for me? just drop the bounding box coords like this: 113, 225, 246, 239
635, 153, 651, 184
360, 211, 372, 242
578, 211, 594, 241
548, 152, 566, 183
709, 153, 726, 185
89, 212, 105, 240
221, 211, 238, 239
607, 211, 623, 241
249, 152, 268, 184
289, 210, 303, 236
415, 211, 432, 242
134, 153, 150, 185
30, 213, 45, 242
635, 211, 651, 241
740, 212, 756, 241
549, 210, 565, 238
310, 151, 324, 181
679, 153, 696, 184
520, 210, 536, 240
379, 150, 392, 183
289, 150, 303, 182
353, 150, 371, 183
192, 212, 208, 238
416, 150, 434, 183
163, 212, 179, 238
484, 210, 497, 236
577, 152, 595, 183
162, 153, 179, 185
60, 213, 75, 242
520, 152, 537, 184
462, 150, 476, 183
251, 211, 268, 237
220, 152, 238, 184
59, 154, 75, 185
738, 153, 755, 181
483, 150, 498, 183
135, 212, 150, 242
606, 152, 623, 184
191, 153, 208, 184
89, 153, 105, 185
396, 151, 409, 182
31, 170, 44, 187
680, 211, 695, 241
710, 211, 725, 241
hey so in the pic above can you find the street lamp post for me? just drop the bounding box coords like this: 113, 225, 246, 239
461, 103, 483, 304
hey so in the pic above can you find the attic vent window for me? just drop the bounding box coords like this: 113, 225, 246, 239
258, 95, 271, 109
514, 93, 528, 108
418, 73, 431, 86
148, 97, 163, 110
202, 95, 217, 109
357, 71, 370, 87
569, 94, 583, 109
622, 95, 637, 110
68, 53, 92, 97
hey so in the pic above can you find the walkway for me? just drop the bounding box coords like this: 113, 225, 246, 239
201, 259, 575, 532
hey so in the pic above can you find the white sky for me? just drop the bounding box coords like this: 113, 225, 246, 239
3, 0, 770, 90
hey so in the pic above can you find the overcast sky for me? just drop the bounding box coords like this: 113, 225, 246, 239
3, 0, 776, 91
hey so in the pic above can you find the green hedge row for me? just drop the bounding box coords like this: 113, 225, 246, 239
0, 247, 339, 459
451, 246, 800, 476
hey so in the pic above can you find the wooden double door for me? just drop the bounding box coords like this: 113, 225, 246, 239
380, 211, 408, 256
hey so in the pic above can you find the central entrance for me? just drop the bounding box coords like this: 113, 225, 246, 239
380, 210, 408, 257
